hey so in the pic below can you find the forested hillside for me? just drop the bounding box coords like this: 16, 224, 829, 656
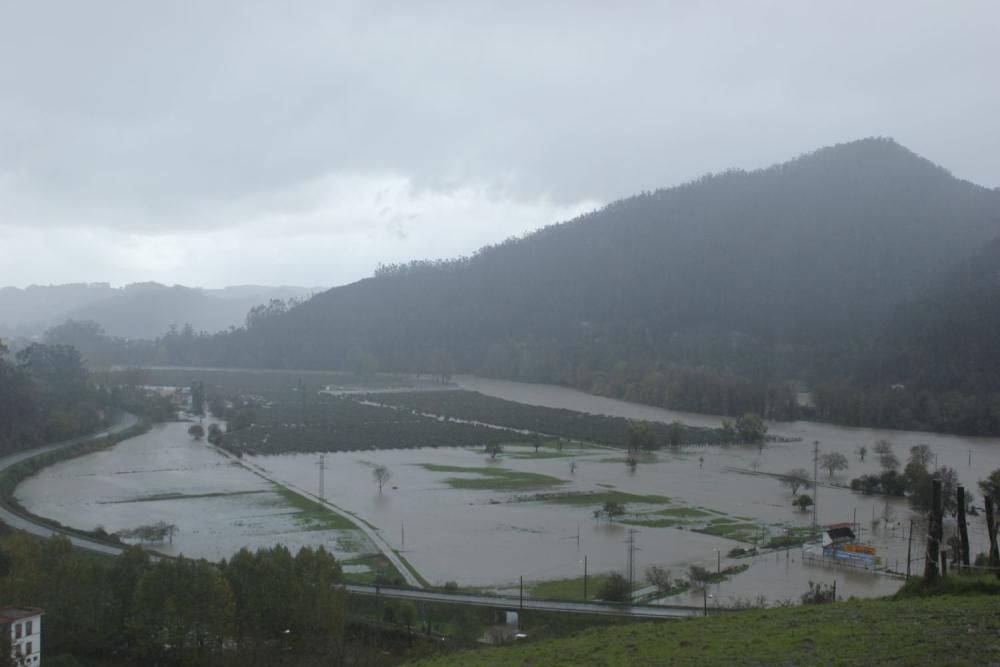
66, 139, 1000, 434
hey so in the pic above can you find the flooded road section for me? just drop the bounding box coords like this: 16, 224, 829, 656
16, 421, 379, 564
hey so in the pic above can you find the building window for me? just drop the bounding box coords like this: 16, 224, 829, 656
25, 620, 32, 635
14, 622, 21, 639
25, 641, 31, 655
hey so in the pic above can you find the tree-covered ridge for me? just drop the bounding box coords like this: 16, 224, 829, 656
39, 139, 1000, 434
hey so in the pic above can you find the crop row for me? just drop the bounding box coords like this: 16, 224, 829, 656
221, 396, 528, 454
364, 390, 726, 447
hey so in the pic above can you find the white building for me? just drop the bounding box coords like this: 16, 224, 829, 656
0, 607, 42, 666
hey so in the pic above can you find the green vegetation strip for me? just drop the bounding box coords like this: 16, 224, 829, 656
420, 464, 565, 491
394, 550, 433, 588
526, 490, 672, 506
527, 574, 621, 602
411, 591, 1000, 666
368, 390, 728, 447
270, 484, 358, 530
100, 489, 269, 504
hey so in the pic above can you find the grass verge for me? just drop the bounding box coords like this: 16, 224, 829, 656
408, 592, 1000, 666
271, 484, 358, 530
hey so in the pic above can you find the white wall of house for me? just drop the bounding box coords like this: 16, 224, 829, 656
10, 614, 42, 666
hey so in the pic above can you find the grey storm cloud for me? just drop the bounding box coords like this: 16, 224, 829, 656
0, 1, 998, 286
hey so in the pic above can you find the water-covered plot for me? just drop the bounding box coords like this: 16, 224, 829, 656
15, 421, 380, 567
18, 372, 1000, 607
238, 439, 907, 602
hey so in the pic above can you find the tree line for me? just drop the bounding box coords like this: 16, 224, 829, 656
0, 340, 104, 453
0, 531, 371, 666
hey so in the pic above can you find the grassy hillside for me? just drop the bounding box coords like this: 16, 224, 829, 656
410, 589, 1000, 666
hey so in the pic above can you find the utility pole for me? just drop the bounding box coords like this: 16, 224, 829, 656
906, 519, 914, 579
627, 530, 634, 592
812, 441, 819, 529
626, 529, 639, 595
317, 454, 326, 500
583, 555, 588, 601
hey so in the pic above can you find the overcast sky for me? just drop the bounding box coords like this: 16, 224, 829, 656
1, 1, 998, 289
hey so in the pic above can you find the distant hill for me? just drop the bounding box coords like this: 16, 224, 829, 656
0, 283, 321, 339
72, 139, 1000, 433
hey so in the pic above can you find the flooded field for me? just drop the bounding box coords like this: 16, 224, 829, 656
244, 438, 934, 602
15, 420, 380, 566
15, 373, 1000, 606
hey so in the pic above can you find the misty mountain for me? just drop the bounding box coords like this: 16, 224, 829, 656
885, 238, 1000, 392
0, 282, 321, 339
101, 139, 1000, 432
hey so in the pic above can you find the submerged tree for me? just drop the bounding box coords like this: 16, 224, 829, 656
373, 465, 392, 494
820, 452, 848, 478
781, 468, 812, 496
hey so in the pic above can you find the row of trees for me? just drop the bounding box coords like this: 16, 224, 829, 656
848, 441, 990, 515
0, 532, 350, 666
0, 340, 104, 453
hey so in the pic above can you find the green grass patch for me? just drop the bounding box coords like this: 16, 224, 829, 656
895, 574, 1000, 599
340, 554, 402, 585
394, 550, 432, 588
621, 518, 679, 528
271, 484, 357, 530
653, 506, 712, 518
695, 522, 761, 542
411, 594, 1000, 666
100, 489, 269, 504
420, 464, 565, 491
526, 491, 671, 506
527, 574, 621, 602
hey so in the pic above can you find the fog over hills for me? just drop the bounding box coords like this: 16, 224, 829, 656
0, 283, 321, 339
31, 139, 1000, 434
111, 138, 999, 434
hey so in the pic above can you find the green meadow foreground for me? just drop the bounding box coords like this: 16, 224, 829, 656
411, 581, 1000, 667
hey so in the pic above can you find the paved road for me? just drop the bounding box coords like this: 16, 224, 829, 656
343, 584, 706, 619
0, 412, 140, 556
214, 446, 425, 588
0, 413, 424, 587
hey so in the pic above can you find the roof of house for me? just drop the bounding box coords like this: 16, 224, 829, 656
0, 607, 43, 624
826, 526, 856, 542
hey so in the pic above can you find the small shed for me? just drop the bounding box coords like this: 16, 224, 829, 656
822, 524, 856, 547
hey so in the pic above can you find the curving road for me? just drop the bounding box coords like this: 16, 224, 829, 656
343, 583, 707, 619
0, 412, 140, 556
0, 411, 422, 586
210, 445, 426, 588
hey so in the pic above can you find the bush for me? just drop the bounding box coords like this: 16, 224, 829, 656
596, 572, 631, 603
801, 581, 836, 604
